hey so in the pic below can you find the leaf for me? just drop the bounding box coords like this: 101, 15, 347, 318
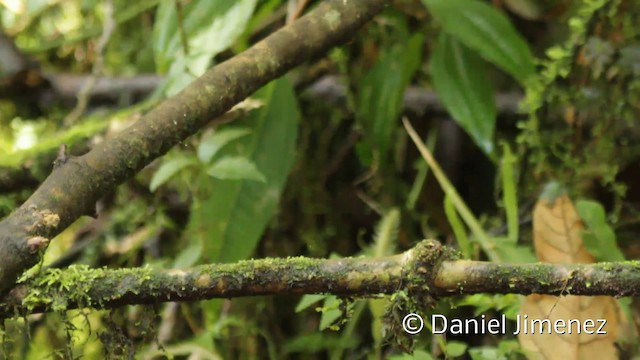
296, 294, 328, 313
500, 143, 519, 243
446, 341, 468, 357
388, 350, 434, 360
519, 190, 619, 359
197, 128, 252, 164
431, 34, 496, 155
186, 78, 299, 263
206, 157, 266, 182
444, 194, 471, 258
519, 295, 619, 360
371, 208, 400, 257
532, 192, 595, 263
153, 0, 257, 95
357, 33, 423, 156
423, 0, 535, 84
149, 156, 196, 191
319, 296, 342, 331
576, 200, 625, 262
173, 241, 202, 268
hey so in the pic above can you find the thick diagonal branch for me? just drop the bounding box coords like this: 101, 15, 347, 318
0, 0, 389, 293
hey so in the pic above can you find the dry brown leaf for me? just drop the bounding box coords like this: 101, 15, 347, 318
518, 193, 619, 360
532, 194, 594, 264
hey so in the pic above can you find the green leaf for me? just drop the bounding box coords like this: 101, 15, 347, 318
576, 200, 625, 262
500, 143, 519, 244
389, 350, 434, 360
198, 128, 252, 163
446, 341, 468, 357
296, 294, 328, 313
173, 241, 202, 268
371, 208, 400, 257
319, 296, 342, 331
357, 33, 423, 156
153, 0, 257, 95
206, 156, 266, 182
423, 0, 535, 83
431, 34, 496, 155
444, 194, 471, 258
186, 78, 299, 263
149, 156, 196, 191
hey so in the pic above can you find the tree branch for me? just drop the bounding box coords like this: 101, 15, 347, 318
2, 240, 637, 318
0, 0, 390, 293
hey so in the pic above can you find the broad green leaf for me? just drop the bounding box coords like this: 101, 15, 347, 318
357, 33, 423, 156
149, 156, 196, 191
153, 0, 257, 95
206, 156, 266, 182
197, 128, 251, 163
431, 34, 496, 155
423, 0, 535, 84
186, 78, 299, 263
576, 200, 625, 262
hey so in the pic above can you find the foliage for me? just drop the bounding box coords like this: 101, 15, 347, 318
0, 0, 639, 358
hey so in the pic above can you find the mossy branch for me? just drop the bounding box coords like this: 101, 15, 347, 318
0, 0, 390, 294
2, 240, 639, 318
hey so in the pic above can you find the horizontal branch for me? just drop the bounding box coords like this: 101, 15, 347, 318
0, 0, 390, 293
2, 240, 638, 318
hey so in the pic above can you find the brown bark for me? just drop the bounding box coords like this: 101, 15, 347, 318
0, 0, 390, 293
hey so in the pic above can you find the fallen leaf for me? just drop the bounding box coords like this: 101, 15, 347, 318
518, 191, 619, 360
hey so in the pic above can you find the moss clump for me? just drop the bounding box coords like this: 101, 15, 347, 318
19, 265, 108, 312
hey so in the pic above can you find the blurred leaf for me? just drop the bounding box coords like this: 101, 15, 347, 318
206, 156, 266, 182
371, 207, 400, 257
423, 0, 535, 84
173, 241, 203, 268
500, 143, 519, 244
584, 37, 614, 78
444, 194, 471, 258
149, 155, 196, 191
431, 34, 496, 155
186, 78, 299, 263
153, 0, 257, 95
358, 33, 423, 156
389, 350, 434, 360
576, 200, 625, 262
197, 128, 252, 163
284, 333, 358, 354
296, 294, 328, 312
446, 341, 468, 357
319, 295, 342, 331
492, 237, 536, 263
469, 347, 503, 360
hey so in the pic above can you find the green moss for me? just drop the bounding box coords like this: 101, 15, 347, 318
19, 265, 154, 313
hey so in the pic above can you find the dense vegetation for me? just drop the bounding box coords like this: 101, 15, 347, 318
0, 0, 639, 358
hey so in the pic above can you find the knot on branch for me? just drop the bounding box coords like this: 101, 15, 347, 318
405, 239, 458, 305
